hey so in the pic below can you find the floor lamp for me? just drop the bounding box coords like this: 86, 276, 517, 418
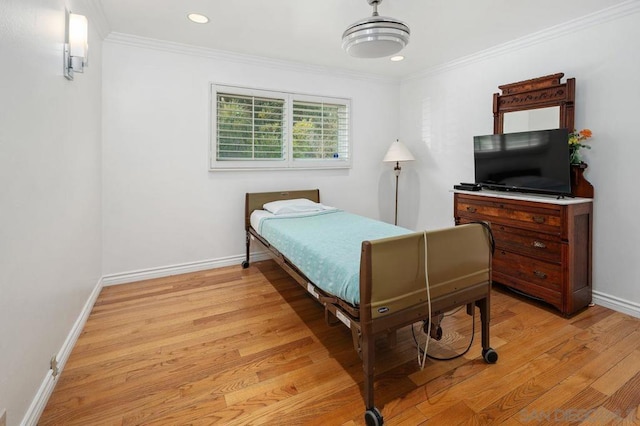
383, 139, 415, 225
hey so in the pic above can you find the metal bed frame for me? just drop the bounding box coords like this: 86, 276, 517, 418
243, 189, 497, 425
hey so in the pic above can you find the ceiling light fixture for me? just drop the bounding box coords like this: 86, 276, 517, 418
342, 0, 409, 59
390, 55, 404, 62
187, 13, 209, 24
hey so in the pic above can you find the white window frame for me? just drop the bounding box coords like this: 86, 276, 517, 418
210, 84, 351, 171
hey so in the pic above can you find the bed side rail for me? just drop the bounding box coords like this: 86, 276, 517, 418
361, 223, 492, 321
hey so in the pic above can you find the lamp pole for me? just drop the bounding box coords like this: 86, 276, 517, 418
394, 161, 401, 225
383, 139, 414, 227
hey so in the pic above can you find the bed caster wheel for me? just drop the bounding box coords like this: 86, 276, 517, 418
483, 347, 498, 364
433, 325, 443, 340
364, 407, 384, 426
241, 260, 249, 269
422, 321, 443, 340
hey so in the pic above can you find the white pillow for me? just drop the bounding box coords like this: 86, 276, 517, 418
263, 198, 325, 215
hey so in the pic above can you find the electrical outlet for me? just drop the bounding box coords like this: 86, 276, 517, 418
1, 408, 7, 426
50, 355, 59, 377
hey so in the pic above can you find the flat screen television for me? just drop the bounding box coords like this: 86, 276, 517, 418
474, 128, 571, 197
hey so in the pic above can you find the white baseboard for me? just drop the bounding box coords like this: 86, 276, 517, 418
20, 253, 639, 425
102, 251, 271, 286
22, 251, 273, 425
21, 277, 104, 426
592, 290, 640, 319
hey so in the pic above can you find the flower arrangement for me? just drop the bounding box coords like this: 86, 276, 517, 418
568, 128, 593, 166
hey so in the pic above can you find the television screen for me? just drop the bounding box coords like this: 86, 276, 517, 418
474, 128, 571, 196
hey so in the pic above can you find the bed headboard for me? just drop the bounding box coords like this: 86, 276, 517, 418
244, 189, 320, 230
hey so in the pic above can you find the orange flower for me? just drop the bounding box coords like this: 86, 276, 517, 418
568, 128, 594, 165
579, 129, 592, 138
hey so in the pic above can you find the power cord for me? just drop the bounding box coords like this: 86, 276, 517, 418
418, 230, 431, 370
414, 221, 492, 364
411, 308, 476, 361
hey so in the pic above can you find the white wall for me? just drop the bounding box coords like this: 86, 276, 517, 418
3, 2, 638, 424
398, 8, 640, 311
102, 38, 401, 276
0, 0, 103, 424
102, 6, 640, 313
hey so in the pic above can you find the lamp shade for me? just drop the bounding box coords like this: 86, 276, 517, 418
383, 139, 415, 163
69, 13, 88, 58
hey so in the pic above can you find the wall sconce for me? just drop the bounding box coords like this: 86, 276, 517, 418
64, 12, 88, 80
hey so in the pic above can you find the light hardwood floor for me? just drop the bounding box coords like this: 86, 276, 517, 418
41, 260, 640, 425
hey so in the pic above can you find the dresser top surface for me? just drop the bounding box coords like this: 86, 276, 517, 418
452, 189, 593, 205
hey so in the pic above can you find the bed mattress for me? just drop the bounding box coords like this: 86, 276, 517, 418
252, 210, 411, 305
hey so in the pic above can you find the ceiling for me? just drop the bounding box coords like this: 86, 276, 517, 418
98, 0, 627, 78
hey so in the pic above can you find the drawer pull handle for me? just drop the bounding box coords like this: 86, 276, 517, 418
532, 216, 546, 224
533, 270, 547, 279
466, 206, 477, 213
532, 240, 547, 249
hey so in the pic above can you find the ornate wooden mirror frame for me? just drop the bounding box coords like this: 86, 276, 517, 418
493, 73, 575, 134
493, 73, 593, 198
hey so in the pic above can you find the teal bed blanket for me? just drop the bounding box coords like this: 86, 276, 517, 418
258, 210, 411, 305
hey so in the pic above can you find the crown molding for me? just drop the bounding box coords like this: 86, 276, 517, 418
97, 1, 639, 84
104, 32, 401, 86
403, 0, 640, 82
75, 0, 110, 40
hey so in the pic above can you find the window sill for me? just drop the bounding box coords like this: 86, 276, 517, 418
208, 164, 351, 172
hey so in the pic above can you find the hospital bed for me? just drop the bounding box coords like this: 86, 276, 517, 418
243, 189, 497, 425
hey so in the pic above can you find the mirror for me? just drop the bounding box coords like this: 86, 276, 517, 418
503, 106, 560, 133
493, 73, 574, 134
493, 73, 593, 198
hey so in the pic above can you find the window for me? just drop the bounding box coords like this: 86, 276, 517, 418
211, 85, 351, 170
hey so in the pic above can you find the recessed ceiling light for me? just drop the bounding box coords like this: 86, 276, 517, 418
390, 55, 404, 62
187, 13, 209, 24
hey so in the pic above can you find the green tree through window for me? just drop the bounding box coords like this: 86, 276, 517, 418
217, 94, 285, 160
212, 85, 350, 170
293, 101, 345, 159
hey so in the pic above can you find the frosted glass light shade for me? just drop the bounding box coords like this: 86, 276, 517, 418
69, 13, 88, 59
342, 16, 410, 58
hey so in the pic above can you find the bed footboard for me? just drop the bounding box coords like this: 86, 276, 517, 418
359, 223, 497, 423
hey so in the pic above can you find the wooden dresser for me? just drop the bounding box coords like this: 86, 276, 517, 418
454, 190, 593, 316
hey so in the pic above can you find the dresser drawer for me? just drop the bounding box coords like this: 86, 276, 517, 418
493, 269, 563, 311
456, 196, 562, 235
453, 192, 592, 316
493, 250, 562, 292
492, 224, 562, 262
